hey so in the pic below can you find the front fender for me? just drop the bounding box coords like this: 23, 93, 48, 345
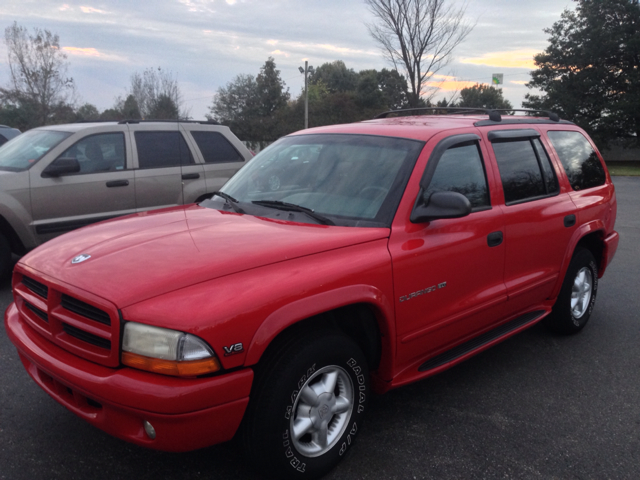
245, 284, 395, 366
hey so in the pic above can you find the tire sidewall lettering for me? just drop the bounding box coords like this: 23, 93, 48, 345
281, 356, 367, 471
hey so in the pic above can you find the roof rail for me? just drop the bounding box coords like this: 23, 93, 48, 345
117, 119, 220, 125
375, 107, 502, 122
374, 107, 562, 123
491, 109, 560, 122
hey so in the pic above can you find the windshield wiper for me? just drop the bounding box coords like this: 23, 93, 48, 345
252, 200, 335, 225
212, 191, 245, 214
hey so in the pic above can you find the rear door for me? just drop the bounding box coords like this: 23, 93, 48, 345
131, 124, 204, 211
484, 128, 577, 313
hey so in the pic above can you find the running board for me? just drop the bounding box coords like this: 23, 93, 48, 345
418, 310, 545, 372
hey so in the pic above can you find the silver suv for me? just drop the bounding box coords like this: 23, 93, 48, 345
0, 120, 252, 277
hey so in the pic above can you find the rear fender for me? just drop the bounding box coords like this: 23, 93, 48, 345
549, 220, 605, 300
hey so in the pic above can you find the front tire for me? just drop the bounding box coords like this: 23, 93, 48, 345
0, 233, 12, 280
242, 330, 369, 479
545, 248, 598, 334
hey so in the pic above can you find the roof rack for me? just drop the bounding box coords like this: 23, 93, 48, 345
374, 107, 561, 123
118, 119, 220, 125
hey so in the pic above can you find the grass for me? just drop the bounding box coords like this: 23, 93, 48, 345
605, 161, 640, 176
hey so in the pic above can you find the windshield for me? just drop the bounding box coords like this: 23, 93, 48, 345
0, 130, 72, 171
219, 134, 424, 227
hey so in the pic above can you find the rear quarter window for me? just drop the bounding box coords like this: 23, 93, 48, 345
547, 131, 606, 191
190, 131, 244, 163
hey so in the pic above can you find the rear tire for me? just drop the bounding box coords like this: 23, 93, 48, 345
545, 248, 598, 334
242, 330, 369, 479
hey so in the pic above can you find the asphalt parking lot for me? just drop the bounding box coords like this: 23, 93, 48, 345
1, 176, 639, 480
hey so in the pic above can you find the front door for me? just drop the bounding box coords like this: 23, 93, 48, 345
30, 129, 135, 243
389, 134, 507, 367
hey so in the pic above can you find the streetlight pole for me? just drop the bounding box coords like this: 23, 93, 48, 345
299, 61, 313, 129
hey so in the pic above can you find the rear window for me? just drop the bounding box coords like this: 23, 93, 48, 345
547, 131, 606, 191
191, 131, 243, 163
492, 138, 559, 204
135, 131, 194, 168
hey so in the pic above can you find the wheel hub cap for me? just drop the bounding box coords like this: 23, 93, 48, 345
290, 365, 354, 457
571, 266, 593, 319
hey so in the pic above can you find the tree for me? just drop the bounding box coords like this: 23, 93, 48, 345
209, 58, 290, 147
309, 61, 359, 93
364, 0, 474, 107
121, 95, 141, 119
523, 0, 640, 147
0, 22, 75, 128
75, 103, 101, 122
457, 84, 512, 109
125, 67, 186, 119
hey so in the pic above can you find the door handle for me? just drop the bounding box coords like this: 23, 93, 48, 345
106, 180, 129, 187
182, 173, 200, 180
564, 214, 576, 227
487, 231, 503, 247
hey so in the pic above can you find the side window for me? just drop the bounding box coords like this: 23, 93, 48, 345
492, 138, 558, 204
424, 143, 490, 209
190, 131, 244, 163
135, 131, 194, 169
547, 131, 606, 191
57, 133, 126, 174
532, 139, 559, 195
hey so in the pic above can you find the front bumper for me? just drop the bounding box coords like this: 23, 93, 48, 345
5, 302, 253, 452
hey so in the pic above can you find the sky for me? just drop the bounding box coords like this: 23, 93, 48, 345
0, 0, 575, 120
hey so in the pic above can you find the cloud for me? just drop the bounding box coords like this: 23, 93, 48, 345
426, 79, 479, 92
177, 0, 216, 13
62, 47, 127, 62
59, 4, 71, 11
79, 6, 108, 14
510, 80, 529, 85
460, 50, 538, 69
270, 49, 289, 57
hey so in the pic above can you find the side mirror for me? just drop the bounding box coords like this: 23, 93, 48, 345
410, 190, 472, 223
41, 157, 80, 178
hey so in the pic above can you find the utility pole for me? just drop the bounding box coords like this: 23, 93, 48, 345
299, 61, 314, 129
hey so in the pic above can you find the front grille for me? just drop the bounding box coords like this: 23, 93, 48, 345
62, 323, 111, 350
61, 295, 111, 326
23, 276, 48, 299
25, 302, 49, 322
16, 272, 120, 367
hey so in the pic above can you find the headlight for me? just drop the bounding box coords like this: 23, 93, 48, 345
122, 322, 221, 377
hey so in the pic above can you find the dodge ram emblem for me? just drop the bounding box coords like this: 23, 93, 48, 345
71, 254, 91, 264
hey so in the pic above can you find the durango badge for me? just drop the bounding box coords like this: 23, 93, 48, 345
71, 254, 91, 264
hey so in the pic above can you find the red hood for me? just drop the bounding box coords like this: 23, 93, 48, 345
20, 205, 390, 307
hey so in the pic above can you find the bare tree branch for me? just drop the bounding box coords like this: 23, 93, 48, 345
365, 0, 474, 106
1, 22, 75, 126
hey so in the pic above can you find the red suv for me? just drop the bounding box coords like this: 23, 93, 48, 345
4, 109, 619, 479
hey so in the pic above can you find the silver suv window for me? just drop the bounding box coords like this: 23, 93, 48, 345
56, 133, 126, 174
0, 130, 71, 171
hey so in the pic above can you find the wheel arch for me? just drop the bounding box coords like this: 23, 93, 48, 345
0, 213, 27, 255
550, 222, 607, 299
244, 285, 395, 380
